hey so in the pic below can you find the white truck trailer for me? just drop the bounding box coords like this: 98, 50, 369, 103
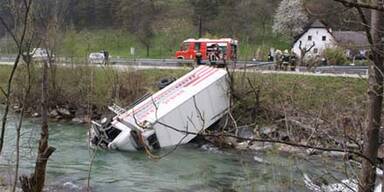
90, 65, 230, 151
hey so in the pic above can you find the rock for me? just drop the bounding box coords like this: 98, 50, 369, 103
237, 126, 255, 140
324, 151, 347, 157
63, 181, 81, 192
13, 105, 21, 113
253, 156, 270, 164
249, 142, 273, 151
201, 144, 222, 153
223, 136, 237, 147
279, 131, 290, 141
346, 142, 359, 149
306, 148, 322, 156
32, 112, 40, 117
253, 156, 264, 163
259, 125, 277, 137
49, 109, 59, 118
234, 141, 249, 150
57, 107, 72, 118
278, 144, 301, 153
72, 117, 85, 124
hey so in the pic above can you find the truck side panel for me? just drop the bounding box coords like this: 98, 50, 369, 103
153, 75, 229, 148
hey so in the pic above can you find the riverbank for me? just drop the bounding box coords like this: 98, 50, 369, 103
0, 65, 368, 153
0, 65, 369, 191
0, 114, 350, 192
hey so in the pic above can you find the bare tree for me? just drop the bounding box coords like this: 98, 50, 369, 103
298, 41, 316, 67
12, 52, 33, 192
18, 1, 67, 191
0, 0, 34, 155
328, 0, 384, 191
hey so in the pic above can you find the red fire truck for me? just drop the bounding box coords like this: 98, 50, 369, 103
175, 38, 238, 64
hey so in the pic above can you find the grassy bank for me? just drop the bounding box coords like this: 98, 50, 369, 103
0, 65, 187, 117
233, 72, 367, 121
0, 64, 369, 152
231, 71, 367, 148
1, 65, 367, 125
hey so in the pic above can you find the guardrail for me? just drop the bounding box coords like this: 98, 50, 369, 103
0, 55, 368, 75
0, 55, 16, 62
0, 55, 272, 66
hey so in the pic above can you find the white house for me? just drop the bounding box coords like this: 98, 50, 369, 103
292, 20, 337, 58
292, 20, 370, 59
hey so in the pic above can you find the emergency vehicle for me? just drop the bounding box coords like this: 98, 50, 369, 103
175, 38, 238, 64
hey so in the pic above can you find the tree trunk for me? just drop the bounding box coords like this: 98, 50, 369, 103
359, 2, 384, 191
146, 45, 150, 57
20, 60, 55, 192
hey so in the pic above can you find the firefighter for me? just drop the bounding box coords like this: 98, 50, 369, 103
209, 44, 219, 65
274, 49, 283, 70
195, 51, 202, 65
282, 49, 290, 71
289, 51, 297, 71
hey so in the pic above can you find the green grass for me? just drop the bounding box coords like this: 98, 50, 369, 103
0, 65, 188, 111
0, 65, 367, 127
232, 72, 367, 125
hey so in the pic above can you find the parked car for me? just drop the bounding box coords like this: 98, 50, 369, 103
31, 48, 55, 62
88, 52, 106, 64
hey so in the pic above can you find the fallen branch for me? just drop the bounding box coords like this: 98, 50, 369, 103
156, 121, 375, 166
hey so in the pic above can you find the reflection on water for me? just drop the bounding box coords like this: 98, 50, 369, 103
0, 112, 343, 192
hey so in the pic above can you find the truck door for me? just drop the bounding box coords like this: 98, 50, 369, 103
194, 42, 200, 59
200, 43, 207, 60
188, 43, 195, 59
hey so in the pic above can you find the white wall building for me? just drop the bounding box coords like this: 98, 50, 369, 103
292, 20, 337, 58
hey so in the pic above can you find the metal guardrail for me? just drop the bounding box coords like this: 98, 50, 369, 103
0, 55, 16, 62
314, 65, 368, 75
0, 55, 273, 66
0, 55, 368, 75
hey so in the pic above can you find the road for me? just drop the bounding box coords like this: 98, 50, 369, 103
0, 55, 368, 78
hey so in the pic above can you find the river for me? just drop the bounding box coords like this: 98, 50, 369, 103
0, 112, 347, 192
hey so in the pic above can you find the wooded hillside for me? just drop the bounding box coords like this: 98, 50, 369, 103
0, 0, 363, 58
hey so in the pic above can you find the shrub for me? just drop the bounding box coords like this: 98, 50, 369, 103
323, 47, 348, 65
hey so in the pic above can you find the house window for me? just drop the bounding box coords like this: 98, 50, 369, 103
313, 48, 318, 54
308, 35, 312, 41
322, 36, 326, 41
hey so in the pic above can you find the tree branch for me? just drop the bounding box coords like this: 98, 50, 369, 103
306, 42, 316, 54
0, 16, 20, 49
155, 120, 376, 166
356, 7, 374, 45
333, 0, 384, 11
0, 87, 6, 97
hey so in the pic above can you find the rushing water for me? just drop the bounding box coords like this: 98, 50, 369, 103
0, 112, 346, 192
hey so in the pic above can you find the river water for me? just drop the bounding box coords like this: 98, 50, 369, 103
0, 113, 346, 192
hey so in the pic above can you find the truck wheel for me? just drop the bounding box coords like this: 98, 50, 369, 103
157, 77, 176, 90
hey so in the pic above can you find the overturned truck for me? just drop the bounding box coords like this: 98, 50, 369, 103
90, 66, 230, 151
